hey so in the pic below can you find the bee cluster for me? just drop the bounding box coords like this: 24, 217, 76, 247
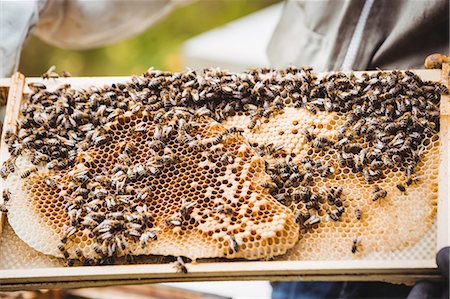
1, 67, 447, 265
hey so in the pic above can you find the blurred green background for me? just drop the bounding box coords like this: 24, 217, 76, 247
19, 0, 279, 77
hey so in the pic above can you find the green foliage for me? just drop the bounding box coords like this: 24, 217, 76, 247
19, 0, 279, 77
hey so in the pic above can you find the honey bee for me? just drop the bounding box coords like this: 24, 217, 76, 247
166, 213, 182, 226
304, 103, 317, 114
139, 228, 161, 248
224, 127, 244, 135
0, 203, 8, 214
229, 234, 240, 253
213, 132, 224, 145
28, 82, 47, 92
173, 256, 188, 274
371, 186, 387, 201
355, 209, 362, 220
0, 160, 14, 179
303, 215, 320, 229
327, 209, 340, 221
351, 236, 362, 254
44, 176, 57, 188
396, 184, 406, 192
2, 189, 10, 202
20, 166, 38, 179
57, 244, 70, 259
180, 197, 196, 219
41, 65, 59, 79
213, 199, 232, 215
136, 187, 150, 200
247, 118, 258, 129
61, 226, 77, 244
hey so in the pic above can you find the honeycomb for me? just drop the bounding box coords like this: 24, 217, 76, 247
5, 112, 299, 262
0, 222, 63, 269
223, 108, 440, 260
1, 67, 447, 266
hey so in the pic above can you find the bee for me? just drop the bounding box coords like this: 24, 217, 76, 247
220, 152, 234, 164
268, 144, 285, 156
363, 168, 383, 182
133, 122, 147, 132
337, 153, 346, 167
195, 106, 212, 118
120, 141, 136, 154
28, 82, 47, 92
180, 197, 196, 219
20, 166, 38, 179
94, 244, 105, 256
0, 203, 7, 214
44, 176, 57, 188
136, 187, 150, 200
306, 194, 320, 210
312, 138, 327, 149
117, 152, 131, 165
0, 159, 15, 179
75, 248, 84, 259
318, 165, 334, 177
31, 152, 49, 164
295, 210, 311, 224
355, 209, 362, 220
61, 70, 72, 77
229, 234, 240, 253
93, 135, 111, 146
148, 140, 165, 150
247, 118, 257, 129
68, 208, 82, 226
371, 186, 387, 201
207, 200, 229, 217
302, 173, 313, 184
104, 195, 117, 210
61, 226, 77, 244
351, 236, 362, 254
382, 155, 394, 168
71, 169, 90, 183
344, 143, 363, 154
396, 184, 406, 192
213, 132, 224, 145
173, 256, 188, 274
303, 215, 320, 229
224, 127, 244, 135
304, 103, 317, 114
166, 213, 182, 226
41, 65, 59, 79
405, 164, 416, 186
327, 209, 340, 221
57, 244, 70, 259
301, 158, 314, 172
300, 186, 312, 203
2, 189, 10, 202
139, 228, 161, 248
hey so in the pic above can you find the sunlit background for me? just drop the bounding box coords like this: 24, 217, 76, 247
19, 0, 280, 77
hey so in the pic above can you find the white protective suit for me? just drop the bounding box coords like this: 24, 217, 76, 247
0, 0, 182, 77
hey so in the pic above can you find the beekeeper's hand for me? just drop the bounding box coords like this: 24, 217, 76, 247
0, 0, 188, 78
407, 247, 449, 299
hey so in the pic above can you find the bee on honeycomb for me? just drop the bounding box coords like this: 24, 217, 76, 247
2, 67, 447, 266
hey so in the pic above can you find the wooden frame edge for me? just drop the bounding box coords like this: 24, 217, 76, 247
0, 72, 25, 237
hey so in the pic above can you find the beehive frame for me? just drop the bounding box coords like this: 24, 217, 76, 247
0, 67, 448, 291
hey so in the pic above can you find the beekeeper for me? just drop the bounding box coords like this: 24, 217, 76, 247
0, 1, 448, 298
1, 0, 448, 77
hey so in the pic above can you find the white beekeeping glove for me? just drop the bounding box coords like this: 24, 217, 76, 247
0, 0, 46, 78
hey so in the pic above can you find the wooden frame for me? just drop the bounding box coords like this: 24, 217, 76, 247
0, 68, 448, 291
